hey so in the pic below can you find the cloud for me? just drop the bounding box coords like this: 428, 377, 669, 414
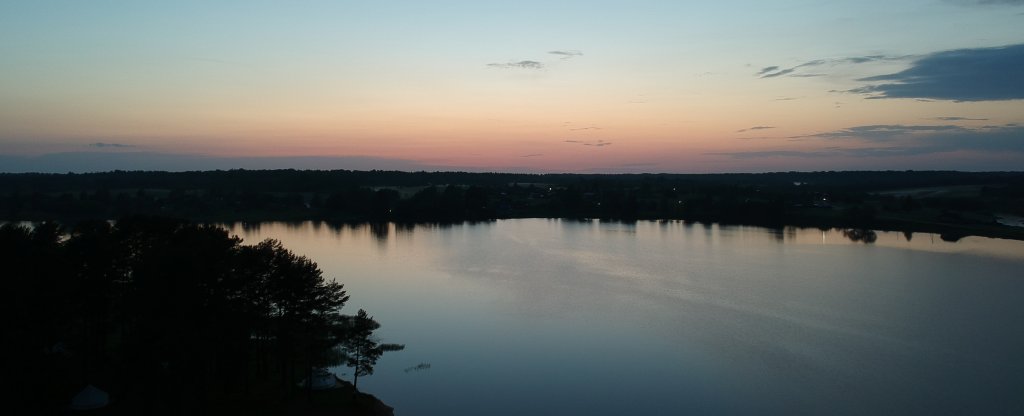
564, 139, 612, 147
0, 153, 434, 173
712, 123, 1024, 160
520, 153, 543, 158
758, 67, 793, 78
88, 142, 134, 148
708, 150, 827, 159
792, 124, 969, 142
757, 55, 905, 78
848, 44, 1024, 101
930, 116, 989, 121
487, 60, 544, 70
758, 59, 838, 78
486, 50, 581, 71
737, 126, 775, 133
549, 50, 583, 59
756, 66, 780, 76
569, 126, 602, 131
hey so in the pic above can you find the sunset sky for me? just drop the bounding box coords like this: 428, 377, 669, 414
2, 0, 1023, 173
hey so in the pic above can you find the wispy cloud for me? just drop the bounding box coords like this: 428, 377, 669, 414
756, 66, 780, 76
713, 123, 1024, 159
709, 150, 826, 159
487, 49, 582, 70
758, 67, 794, 78
549, 50, 583, 59
930, 116, 990, 121
791, 124, 969, 142
757, 55, 906, 78
520, 153, 543, 158
737, 126, 775, 133
564, 139, 612, 147
569, 126, 602, 131
848, 44, 1024, 101
0, 153, 434, 173
487, 60, 544, 70
88, 142, 135, 149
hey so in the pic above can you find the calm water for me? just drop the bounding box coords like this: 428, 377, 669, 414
228, 219, 1024, 415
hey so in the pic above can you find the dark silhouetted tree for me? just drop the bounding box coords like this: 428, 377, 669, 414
8, 216, 378, 413
340, 309, 404, 391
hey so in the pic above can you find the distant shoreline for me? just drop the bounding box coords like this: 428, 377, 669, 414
2, 169, 1022, 241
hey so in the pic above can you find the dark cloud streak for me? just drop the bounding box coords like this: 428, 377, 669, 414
89, 142, 134, 149
931, 116, 989, 121
713, 124, 1024, 160
759, 68, 793, 78
793, 124, 969, 142
0, 153, 434, 173
549, 50, 583, 59
757, 55, 906, 78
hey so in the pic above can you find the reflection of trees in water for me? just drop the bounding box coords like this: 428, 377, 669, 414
765, 226, 799, 242
241, 221, 262, 232
395, 222, 416, 239
940, 233, 963, 242
841, 228, 878, 243
369, 222, 390, 241
310, 221, 495, 242
903, 230, 913, 241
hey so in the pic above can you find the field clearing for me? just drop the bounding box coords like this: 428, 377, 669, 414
875, 185, 987, 198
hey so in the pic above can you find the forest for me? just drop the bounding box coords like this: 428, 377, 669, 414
4, 217, 401, 414
2, 169, 1023, 240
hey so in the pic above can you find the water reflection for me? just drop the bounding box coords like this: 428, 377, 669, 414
841, 228, 878, 243
225, 220, 1024, 262
221, 219, 1024, 415
369, 222, 390, 242
940, 232, 964, 242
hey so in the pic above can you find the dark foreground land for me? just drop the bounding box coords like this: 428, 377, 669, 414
3, 169, 1023, 240
4, 217, 399, 415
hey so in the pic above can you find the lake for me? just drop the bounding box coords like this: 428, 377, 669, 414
227, 219, 1024, 415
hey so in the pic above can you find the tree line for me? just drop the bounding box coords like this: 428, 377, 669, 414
2, 169, 1023, 239
3, 217, 402, 413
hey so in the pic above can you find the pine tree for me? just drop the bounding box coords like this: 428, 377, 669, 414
340, 309, 404, 391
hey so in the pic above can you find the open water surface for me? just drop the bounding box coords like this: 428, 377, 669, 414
229, 219, 1024, 415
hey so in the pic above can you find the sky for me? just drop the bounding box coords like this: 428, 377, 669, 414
1, 0, 1023, 173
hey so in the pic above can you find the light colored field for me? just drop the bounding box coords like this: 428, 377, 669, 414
875, 185, 984, 198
